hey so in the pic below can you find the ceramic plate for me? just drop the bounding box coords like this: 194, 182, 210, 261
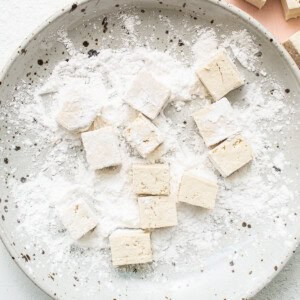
0, 0, 300, 299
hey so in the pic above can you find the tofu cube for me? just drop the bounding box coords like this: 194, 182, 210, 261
196, 49, 244, 101
208, 135, 254, 177
193, 97, 240, 147
81, 126, 121, 170
123, 114, 164, 158
178, 173, 218, 209
283, 31, 300, 67
132, 164, 169, 195
125, 71, 170, 120
56, 85, 103, 133
138, 196, 178, 229
57, 200, 98, 240
245, 0, 266, 9
109, 229, 152, 266
56, 100, 100, 133
281, 0, 300, 20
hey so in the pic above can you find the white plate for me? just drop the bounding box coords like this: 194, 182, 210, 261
0, 0, 300, 299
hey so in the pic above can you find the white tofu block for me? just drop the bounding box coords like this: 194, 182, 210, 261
193, 97, 240, 147
109, 229, 152, 266
178, 173, 218, 209
81, 126, 121, 170
57, 200, 98, 240
283, 31, 300, 67
208, 135, 254, 177
138, 196, 178, 229
56, 100, 99, 133
245, 0, 266, 9
123, 114, 164, 158
281, 0, 300, 20
196, 49, 244, 101
125, 71, 170, 120
56, 84, 104, 133
132, 164, 169, 195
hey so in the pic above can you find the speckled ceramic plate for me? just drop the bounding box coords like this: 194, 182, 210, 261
1, 0, 300, 299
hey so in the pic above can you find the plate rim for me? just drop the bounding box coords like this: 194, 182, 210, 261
0, 0, 299, 299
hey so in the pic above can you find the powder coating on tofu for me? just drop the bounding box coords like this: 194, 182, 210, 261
125, 71, 170, 119
196, 49, 244, 101
56, 99, 101, 133
57, 200, 98, 240
208, 135, 254, 177
56, 83, 105, 133
138, 196, 178, 229
81, 126, 122, 170
178, 173, 218, 209
123, 114, 164, 158
283, 31, 300, 67
193, 97, 240, 147
132, 164, 170, 195
109, 229, 152, 266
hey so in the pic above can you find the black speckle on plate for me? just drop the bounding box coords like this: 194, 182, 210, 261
82, 41, 89, 47
178, 39, 184, 46
70, 3, 78, 12
88, 49, 99, 57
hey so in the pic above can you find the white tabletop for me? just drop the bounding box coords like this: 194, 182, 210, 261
0, 1, 299, 299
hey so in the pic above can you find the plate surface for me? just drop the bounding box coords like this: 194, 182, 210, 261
0, 0, 300, 299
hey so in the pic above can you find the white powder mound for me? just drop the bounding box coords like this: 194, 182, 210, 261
221, 29, 260, 72
2, 20, 298, 292
192, 28, 219, 67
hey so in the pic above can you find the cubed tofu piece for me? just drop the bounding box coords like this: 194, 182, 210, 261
138, 196, 177, 229
109, 229, 152, 266
57, 200, 98, 240
56, 85, 103, 133
81, 126, 121, 170
132, 164, 169, 195
125, 71, 170, 120
178, 173, 218, 209
245, 0, 266, 9
196, 49, 244, 101
56, 100, 100, 133
193, 97, 240, 147
208, 135, 254, 177
283, 31, 300, 67
281, 0, 300, 20
123, 114, 164, 158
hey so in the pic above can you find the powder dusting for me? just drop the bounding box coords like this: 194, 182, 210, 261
1, 9, 299, 295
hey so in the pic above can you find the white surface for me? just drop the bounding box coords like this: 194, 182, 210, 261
0, 1, 299, 299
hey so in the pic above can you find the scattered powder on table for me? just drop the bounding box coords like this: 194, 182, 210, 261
1, 16, 298, 293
